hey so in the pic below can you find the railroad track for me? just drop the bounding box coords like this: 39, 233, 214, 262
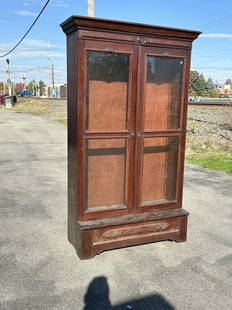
21, 97, 232, 106
29, 97, 67, 101
189, 101, 232, 106
189, 98, 232, 106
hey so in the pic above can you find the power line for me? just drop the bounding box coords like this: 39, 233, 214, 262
0, 0, 50, 58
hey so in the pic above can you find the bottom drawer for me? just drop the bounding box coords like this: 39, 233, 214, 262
74, 209, 188, 259
93, 218, 179, 245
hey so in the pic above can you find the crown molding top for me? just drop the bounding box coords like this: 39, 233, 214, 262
61, 15, 201, 41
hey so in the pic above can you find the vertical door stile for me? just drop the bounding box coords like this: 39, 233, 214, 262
77, 39, 85, 220
133, 44, 143, 212
126, 44, 138, 215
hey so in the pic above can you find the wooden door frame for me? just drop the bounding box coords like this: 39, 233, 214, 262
77, 39, 138, 221
134, 45, 191, 214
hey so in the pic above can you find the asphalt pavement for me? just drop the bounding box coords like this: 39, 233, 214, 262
0, 109, 232, 310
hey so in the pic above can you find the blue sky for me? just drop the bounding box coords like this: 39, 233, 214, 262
0, 0, 232, 84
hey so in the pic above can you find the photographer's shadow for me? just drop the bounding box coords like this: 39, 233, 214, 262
84, 276, 175, 310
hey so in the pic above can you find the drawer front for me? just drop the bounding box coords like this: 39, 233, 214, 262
141, 36, 192, 48
92, 218, 179, 245
78, 30, 191, 49
79, 29, 135, 43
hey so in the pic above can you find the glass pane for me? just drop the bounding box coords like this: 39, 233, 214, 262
85, 139, 126, 209
141, 136, 179, 206
86, 51, 129, 131
145, 56, 183, 130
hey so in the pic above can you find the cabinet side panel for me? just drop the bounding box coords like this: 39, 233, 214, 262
67, 32, 78, 245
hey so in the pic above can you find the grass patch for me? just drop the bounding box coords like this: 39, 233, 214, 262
58, 119, 67, 125
186, 152, 232, 175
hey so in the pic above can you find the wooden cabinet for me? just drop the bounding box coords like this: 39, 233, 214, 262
61, 16, 200, 259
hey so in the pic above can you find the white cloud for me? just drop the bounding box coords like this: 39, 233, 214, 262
200, 33, 232, 38
23, 39, 62, 49
23, 0, 44, 6
23, 0, 69, 8
0, 37, 66, 83
0, 39, 65, 59
53, 0, 69, 7
14, 10, 37, 16
11, 50, 65, 58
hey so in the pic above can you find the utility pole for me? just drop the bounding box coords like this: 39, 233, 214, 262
37, 65, 40, 97
51, 64, 55, 97
22, 77, 26, 91
88, 0, 95, 17
47, 41, 51, 97
6, 59, 12, 95
20, 67, 23, 91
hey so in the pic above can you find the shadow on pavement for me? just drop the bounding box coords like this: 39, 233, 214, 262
84, 276, 175, 310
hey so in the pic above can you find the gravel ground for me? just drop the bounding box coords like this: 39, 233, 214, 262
186, 105, 232, 154
11, 98, 67, 121
5, 98, 232, 154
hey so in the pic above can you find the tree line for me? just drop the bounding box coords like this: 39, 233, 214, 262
26, 80, 46, 96
0, 80, 46, 96
189, 71, 232, 97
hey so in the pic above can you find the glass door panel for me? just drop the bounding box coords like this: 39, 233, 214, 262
86, 51, 130, 132
141, 136, 179, 207
145, 56, 184, 130
80, 41, 136, 219
85, 138, 127, 210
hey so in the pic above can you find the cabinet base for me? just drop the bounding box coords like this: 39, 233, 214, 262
69, 208, 189, 259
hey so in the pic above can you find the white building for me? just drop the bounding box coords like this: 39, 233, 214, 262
45, 83, 67, 98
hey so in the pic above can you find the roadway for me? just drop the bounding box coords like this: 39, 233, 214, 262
0, 109, 232, 309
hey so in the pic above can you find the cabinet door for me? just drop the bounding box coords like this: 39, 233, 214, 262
135, 46, 190, 213
77, 40, 137, 220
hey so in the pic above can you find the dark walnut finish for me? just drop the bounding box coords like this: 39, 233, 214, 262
61, 16, 201, 259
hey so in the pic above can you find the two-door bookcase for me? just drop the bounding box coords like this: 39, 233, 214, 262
61, 16, 200, 259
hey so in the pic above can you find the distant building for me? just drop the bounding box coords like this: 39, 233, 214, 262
45, 83, 67, 98
15, 83, 25, 91
60, 84, 67, 98
224, 84, 231, 91
217, 83, 232, 97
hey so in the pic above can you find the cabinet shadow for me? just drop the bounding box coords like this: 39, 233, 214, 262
84, 276, 175, 310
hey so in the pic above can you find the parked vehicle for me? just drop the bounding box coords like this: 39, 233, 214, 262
16, 91, 33, 97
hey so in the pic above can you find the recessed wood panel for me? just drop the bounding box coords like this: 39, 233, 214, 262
86, 139, 127, 209
141, 136, 179, 206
